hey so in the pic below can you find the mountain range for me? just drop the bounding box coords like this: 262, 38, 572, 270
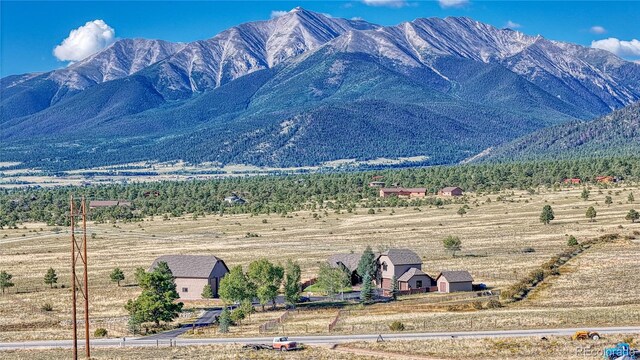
2, 7, 639, 170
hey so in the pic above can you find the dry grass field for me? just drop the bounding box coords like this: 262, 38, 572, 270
343, 333, 640, 359
0, 344, 377, 360
1, 184, 639, 342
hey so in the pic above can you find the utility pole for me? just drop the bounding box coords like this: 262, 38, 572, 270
70, 195, 90, 359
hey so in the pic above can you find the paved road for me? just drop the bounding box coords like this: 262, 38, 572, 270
1, 326, 640, 351
142, 308, 225, 340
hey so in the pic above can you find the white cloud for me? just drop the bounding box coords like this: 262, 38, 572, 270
589, 26, 607, 34
53, 20, 115, 62
271, 10, 288, 19
591, 38, 640, 57
362, 0, 408, 8
438, 0, 469, 8
504, 20, 522, 29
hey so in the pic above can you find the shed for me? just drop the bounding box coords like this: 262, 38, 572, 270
436, 271, 473, 293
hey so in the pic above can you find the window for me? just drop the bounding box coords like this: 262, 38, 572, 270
416, 280, 423, 288
382, 262, 388, 271
182, 287, 188, 292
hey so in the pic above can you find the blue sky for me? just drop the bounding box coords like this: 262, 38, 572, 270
1, 1, 639, 76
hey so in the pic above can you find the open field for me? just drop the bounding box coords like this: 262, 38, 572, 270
1, 185, 639, 341
343, 333, 640, 360
0, 344, 375, 360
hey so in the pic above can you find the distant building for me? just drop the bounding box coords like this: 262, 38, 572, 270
595, 176, 617, 183
438, 187, 463, 197
436, 271, 473, 293
224, 194, 246, 205
563, 178, 581, 185
369, 181, 385, 188
379, 187, 427, 199
372, 175, 384, 181
149, 255, 229, 300
89, 200, 132, 209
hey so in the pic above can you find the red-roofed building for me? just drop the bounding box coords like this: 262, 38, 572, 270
563, 178, 581, 185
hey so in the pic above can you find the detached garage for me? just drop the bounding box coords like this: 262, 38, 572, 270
150, 255, 229, 300
436, 271, 473, 293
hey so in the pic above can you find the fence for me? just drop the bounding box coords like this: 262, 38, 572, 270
258, 310, 292, 333
0, 286, 45, 295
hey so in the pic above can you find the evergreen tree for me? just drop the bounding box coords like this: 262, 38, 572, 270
110, 268, 125, 287
357, 246, 377, 283
124, 262, 183, 327
390, 275, 399, 301
457, 207, 467, 217
443, 235, 462, 257
605, 196, 613, 206
0, 271, 14, 294
586, 206, 597, 222
567, 235, 579, 247
201, 284, 214, 299
360, 272, 373, 303
626, 209, 639, 223
581, 188, 590, 201
283, 260, 301, 306
540, 205, 555, 225
218, 308, 231, 333
629, 193, 635, 203
44, 268, 58, 288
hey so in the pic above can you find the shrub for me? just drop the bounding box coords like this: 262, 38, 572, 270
472, 300, 483, 310
567, 236, 579, 246
367, 208, 375, 215
94, 328, 108, 337
389, 321, 405, 331
41, 303, 53, 312
485, 299, 503, 309
521, 247, 535, 253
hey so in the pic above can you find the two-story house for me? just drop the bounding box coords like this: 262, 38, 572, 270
376, 248, 435, 292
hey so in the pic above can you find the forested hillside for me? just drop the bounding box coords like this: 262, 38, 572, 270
2, 157, 638, 227
480, 102, 640, 162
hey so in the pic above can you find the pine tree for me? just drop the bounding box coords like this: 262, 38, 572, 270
360, 273, 373, 303
586, 206, 597, 222
457, 207, 467, 217
390, 275, 399, 301
626, 209, 639, 223
44, 268, 58, 288
581, 188, 590, 201
540, 205, 555, 225
110, 268, 125, 287
201, 284, 214, 299
125, 262, 183, 327
567, 236, 579, 247
0, 271, 14, 294
629, 193, 635, 203
605, 196, 613, 206
218, 308, 231, 333
443, 235, 462, 257
357, 246, 377, 284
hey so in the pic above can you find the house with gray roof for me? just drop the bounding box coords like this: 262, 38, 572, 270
436, 270, 474, 293
328, 253, 363, 285
150, 255, 229, 300
376, 248, 435, 292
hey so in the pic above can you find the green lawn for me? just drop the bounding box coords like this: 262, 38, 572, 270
303, 283, 353, 294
